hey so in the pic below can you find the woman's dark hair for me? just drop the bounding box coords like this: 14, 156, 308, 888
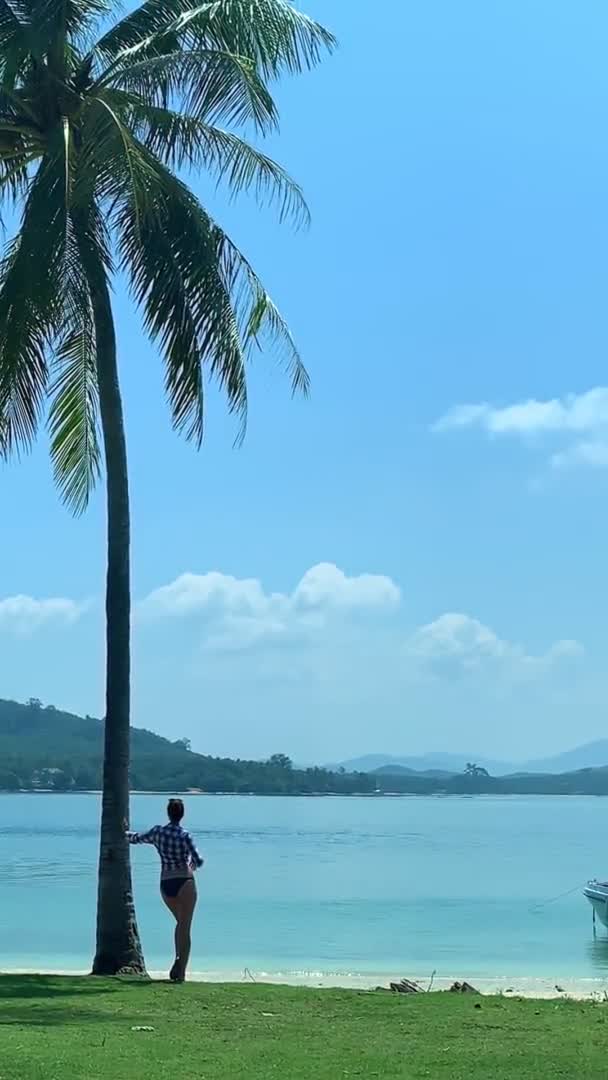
167, 798, 185, 823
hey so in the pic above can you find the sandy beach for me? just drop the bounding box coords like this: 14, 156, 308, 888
4, 967, 608, 999
164, 970, 608, 999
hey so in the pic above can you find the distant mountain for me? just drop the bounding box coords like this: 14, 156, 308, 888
338, 742, 608, 777
524, 741, 608, 774
372, 764, 454, 779
337, 753, 516, 776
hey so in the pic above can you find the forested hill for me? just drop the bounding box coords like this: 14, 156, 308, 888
0, 698, 376, 795
4, 697, 608, 796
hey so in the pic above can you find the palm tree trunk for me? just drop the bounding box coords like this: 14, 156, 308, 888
90, 271, 146, 976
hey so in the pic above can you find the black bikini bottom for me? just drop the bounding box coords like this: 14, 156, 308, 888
161, 877, 190, 899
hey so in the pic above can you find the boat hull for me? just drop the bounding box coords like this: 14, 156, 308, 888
584, 881, 608, 928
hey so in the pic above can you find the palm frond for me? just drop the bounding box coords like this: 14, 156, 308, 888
0, 0, 32, 88
164, 0, 336, 75
119, 100, 308, 225
103, 48, 277, 132
243, 280, 309, 397
47, 204, 102, 513
0, 144, 39, 211
0, 84, 41, 124
0, 126, 107, 484
115, 144, 307, 444
93, 95, 153, 232
116, 147, 251, 442
0, 0, 326, 467
0, 0, 27, 42
72, 95, 146, 210
60, 0, 116, 35
76, 105, 211, 444
25, 0, 115, 51
95, 0, 336, 79
124, 189, 207, 443
218, 225, 309, 397
0, 148, 66, 455
49, 294, 101, 512
0, 101, 46, 212
93, 0, 190, 58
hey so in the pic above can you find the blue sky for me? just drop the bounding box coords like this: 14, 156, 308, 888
1, 0, 608, 763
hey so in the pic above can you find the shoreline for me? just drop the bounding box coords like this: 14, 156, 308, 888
6, 790, 608, 799
3, 967, 608, 999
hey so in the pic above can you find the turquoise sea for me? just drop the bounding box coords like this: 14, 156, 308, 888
2, 793, 608, 981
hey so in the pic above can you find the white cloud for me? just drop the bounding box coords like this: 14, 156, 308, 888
550, 440, 608, 469
546, 639, 584, 660
0, 595, 83, 634
405, 612, 582, 678
140, 563, 401, 650
293, 563, 400, 611
434, 388, 608, 470
139, 565, 584, 682
139, 571, 272, 619
434, 388, 608, 436
407, 613, 508, 666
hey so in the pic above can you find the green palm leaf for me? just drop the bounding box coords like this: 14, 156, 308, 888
48, 210, 103, 513
103, 47, 278, 132
122, 102, 309, 225
0, 0, 329, 477
49, 309, 101, 513
95, 0, 336, 76
114, 145, 307, 443
218, 225, 310, 397
115, 148, 245, 443
0, 148, 66, 454
0, 5, 31, 89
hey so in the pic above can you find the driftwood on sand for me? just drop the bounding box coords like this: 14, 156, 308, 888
449, 981, 479, 993
375, 977, 480, 994
374, 978, 422, 994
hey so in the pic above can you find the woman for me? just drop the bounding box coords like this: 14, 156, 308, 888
128, 798, 204, 982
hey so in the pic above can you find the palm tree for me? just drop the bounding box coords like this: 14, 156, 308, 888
464, 763, 489, 777
0, 0, 334, 974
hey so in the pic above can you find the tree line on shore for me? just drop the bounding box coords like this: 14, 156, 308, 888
3, 700, 608, 797
0, 698, 378, 794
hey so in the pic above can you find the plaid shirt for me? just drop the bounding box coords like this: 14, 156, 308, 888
128, 823, 204, 874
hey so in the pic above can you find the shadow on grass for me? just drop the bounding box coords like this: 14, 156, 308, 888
0, 976, 156, 1027
0, 975, 116, 1001
0, 1004, 135, 1027
0, 973, 153, 1002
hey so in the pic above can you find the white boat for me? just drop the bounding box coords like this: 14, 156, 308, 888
584, 880, 608, 928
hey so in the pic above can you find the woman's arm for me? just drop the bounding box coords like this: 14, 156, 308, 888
128, 826, 159, 846
185, 832, 204, 869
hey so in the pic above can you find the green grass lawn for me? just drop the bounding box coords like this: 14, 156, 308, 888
0, 976, 606, 1080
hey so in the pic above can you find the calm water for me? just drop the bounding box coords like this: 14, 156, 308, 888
2, 793, 608, 979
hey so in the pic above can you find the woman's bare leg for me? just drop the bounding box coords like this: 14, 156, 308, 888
161, 891, 180, 976
174, 881, 197, 979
